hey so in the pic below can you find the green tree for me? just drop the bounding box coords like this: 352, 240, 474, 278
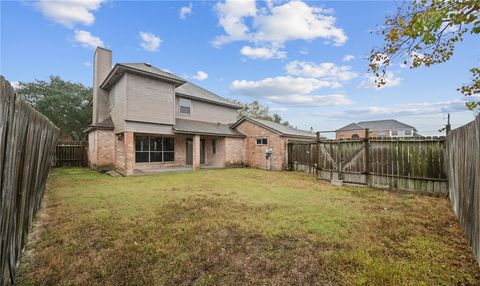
16, 75, 92, 140
369, 0, 479, 112
235, 100, 290, 126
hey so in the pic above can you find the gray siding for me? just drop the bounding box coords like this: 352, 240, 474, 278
124, 121, 174, 135
110, 74, 127, 132
126, 73, 175, 125
175, 96, 237, 124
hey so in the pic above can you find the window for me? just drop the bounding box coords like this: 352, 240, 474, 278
256, 138, 268, 145
179, 98, 191, 115
405, 129, 412, 136
135, 136, 175, 163
378, 131, 386, 139
212, 139, 216, 154
351, 134, 359, 139
391, 130, 398, 136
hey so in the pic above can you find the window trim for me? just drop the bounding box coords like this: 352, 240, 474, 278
179, 98, 191, 115
256, 138, 268, 145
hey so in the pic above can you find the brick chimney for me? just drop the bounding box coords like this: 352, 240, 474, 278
92, 47, 112, 125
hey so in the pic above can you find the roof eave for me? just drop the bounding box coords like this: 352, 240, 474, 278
100, 64, 186, 90
176, 92, 242, 109
173, 129, 245, 138
231, 117, 284, 135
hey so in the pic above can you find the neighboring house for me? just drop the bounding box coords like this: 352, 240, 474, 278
87, 47, 316, 175
336, 119, 420, 139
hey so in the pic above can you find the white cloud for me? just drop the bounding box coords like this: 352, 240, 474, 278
213, 0, 256, 46
358, 71, 401, 90
139, 32, 161, 52
230, 76, 351, 106
179, 3, 192, 20
267, 94, 352, 106
285, 61, 357, 81
317, 97, 477, 120
342, 54, 355, 62
37, 0, 105, 27
231, 76, 340, 96
299, 47, 309, 55
253, 1, 347, 46
270, 106, 288, 112
214, 0, 347, 58
192, 70, 208, 80
72, 30, 104, 49
240, 46, 286, 59
84, 61, 92, 67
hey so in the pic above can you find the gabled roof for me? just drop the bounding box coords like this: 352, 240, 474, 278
100, 63, 186, 90
176, 82, 241, 109
356, 119, 417, 131
336, 122, 364, 131
174, 118, 245, 137
231, 116, 316, 139
100, 63, 239, 109
337, 119, 417, 132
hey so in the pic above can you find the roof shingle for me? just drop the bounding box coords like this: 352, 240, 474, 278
174, 118, 244, 137
233, 117, 316, 139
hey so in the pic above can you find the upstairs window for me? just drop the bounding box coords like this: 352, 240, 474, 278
405, 129, 412, 136
179, 98, 191, 115
256, 138, 268, 145
392, 130, 398, 136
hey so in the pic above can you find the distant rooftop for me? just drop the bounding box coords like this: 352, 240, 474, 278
337, 119, 417, 132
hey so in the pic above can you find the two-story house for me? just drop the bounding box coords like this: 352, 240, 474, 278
335, 119, 420, 139
87, 47, 315, 175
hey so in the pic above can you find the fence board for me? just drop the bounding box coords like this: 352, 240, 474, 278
0, 77, 59, 285
447, 115, 480, 265
288, 136, 447, 195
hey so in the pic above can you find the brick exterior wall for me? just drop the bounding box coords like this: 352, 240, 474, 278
205, 137, 226, 167
114, 134, 125, 171
87, 129, 115, 170
123, 132, 135, 175
224, 137, 245, 167
234, 120, 287, 171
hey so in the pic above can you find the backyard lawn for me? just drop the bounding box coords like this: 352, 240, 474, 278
17, 168, 479, 285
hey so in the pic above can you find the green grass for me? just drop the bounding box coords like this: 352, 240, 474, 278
17, 168, 479, 285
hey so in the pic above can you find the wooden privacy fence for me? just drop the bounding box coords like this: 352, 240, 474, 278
0, 77, 59, 285
447, 115, 480, 264
288, 131, 447, 195
54, 141, 88, 167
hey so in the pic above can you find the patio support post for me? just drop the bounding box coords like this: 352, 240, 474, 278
193, 134, 201, 170
124, 132, 134, 176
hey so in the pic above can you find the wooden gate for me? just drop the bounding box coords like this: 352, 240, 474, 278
317, 139, 367, 184
54, 141, 88, 167
288, 130, 447, 195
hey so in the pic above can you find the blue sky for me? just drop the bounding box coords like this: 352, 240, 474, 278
2, 0, 479, 136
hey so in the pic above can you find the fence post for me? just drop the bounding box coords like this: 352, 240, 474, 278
316, 132, 321, 177
364, 128, 371, 187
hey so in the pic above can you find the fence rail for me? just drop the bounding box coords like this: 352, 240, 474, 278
0, 77, 59, 285
54, 142, 88, 167
447, 115, 480, 265
288, 132, 448, 195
